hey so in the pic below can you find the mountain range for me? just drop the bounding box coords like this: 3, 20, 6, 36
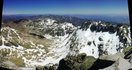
0, 15, 131, 70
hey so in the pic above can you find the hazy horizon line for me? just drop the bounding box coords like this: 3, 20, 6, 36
2, 13, 129, 17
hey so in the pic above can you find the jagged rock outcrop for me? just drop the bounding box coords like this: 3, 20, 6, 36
57, 53, 96, 70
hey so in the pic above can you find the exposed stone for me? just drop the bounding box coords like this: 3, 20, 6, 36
0, 61, 18, 70
57, 53, 96, 70
100, 57, 131, 70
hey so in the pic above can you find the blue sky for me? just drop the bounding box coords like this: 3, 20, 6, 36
3, 0, 129, 16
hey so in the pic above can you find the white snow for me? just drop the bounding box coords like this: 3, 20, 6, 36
75, 26, 122, 58
44, 34, 53, 39
45, 19, 56, 25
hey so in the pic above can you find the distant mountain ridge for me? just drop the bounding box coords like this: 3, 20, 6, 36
2, 14, 130, 26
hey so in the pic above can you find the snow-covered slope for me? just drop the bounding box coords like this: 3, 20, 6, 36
0, 18, 131, 67
68, 21, 131, 58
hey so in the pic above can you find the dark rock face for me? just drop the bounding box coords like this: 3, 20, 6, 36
90, 24, 97, 32
57, 53, 96, 70
98, 44, 104, 56
80, 21, 130, 37
89, 23, 117, 33
117, 25, 130, 47
80, 21, 91, 30
88, 59, 115, 70
57, 59, 73, 70
0, 67, 12, 70
57, 53, 115, 70
124, 48, 132, 59
87, 42, 91, 46
98, 37, 103, 41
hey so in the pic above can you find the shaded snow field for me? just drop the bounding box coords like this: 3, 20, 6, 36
0, 19, 131, 67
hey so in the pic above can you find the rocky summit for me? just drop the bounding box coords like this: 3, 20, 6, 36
0, 15, 132, 70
